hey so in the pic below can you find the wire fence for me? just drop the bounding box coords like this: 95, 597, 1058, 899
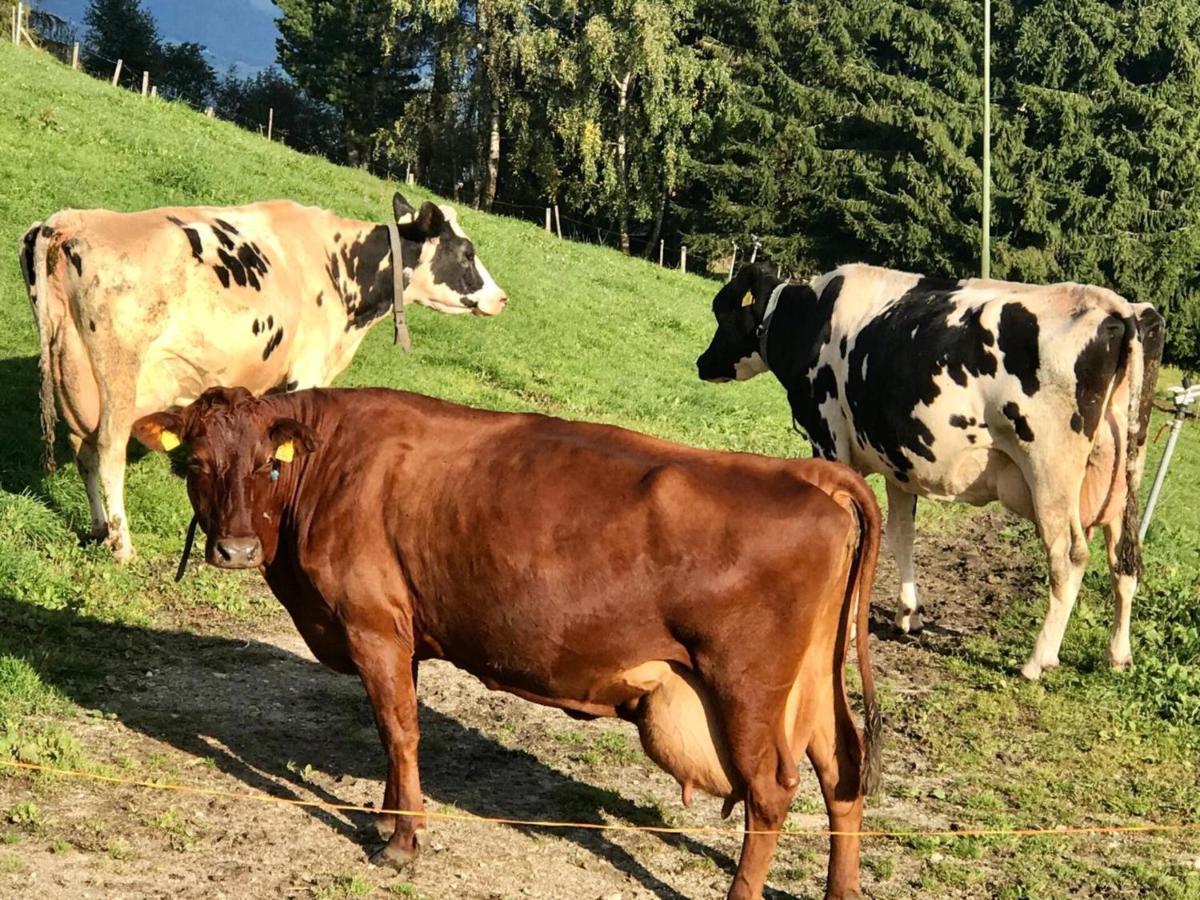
13, 1, 730, 277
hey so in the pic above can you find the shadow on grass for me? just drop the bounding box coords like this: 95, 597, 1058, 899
0, 595, 779, 898
0, 355, 46, 494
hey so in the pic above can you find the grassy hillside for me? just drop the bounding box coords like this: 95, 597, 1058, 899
0, 41, 1198, 898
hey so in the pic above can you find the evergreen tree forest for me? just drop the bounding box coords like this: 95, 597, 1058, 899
63, 0, 1200, 367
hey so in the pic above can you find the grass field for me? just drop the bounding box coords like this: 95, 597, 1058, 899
1, 41, 1199, 898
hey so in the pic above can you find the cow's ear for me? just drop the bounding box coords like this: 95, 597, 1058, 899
393, 201, 447, 243
133, 412, 186, 453
416, 201, 447, 236
268, 418, 319, 463
713, 263, 761, 313
393, 192, 417, 224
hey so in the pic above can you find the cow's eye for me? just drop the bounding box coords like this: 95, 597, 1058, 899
188, 458, 209, 475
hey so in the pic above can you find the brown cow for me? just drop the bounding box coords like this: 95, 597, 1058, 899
134, 386, 883, 900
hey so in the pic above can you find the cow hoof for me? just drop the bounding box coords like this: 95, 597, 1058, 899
1108, 654, 1132, 672
1021, 656, 1058, 681
370, 840, 419, 871
894, 609, 924, 634
373, 814, 396, 840
110, 543, 136, 564
88, 524, 110, 543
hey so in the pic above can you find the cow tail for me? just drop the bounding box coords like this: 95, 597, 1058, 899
1114, 315, 1150, 577
844, 477, 882, 796
25, 225, 60, 474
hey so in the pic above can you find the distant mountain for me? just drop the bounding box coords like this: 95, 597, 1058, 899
32, 0, 280, 74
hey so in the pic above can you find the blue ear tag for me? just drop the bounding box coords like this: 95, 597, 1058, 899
270, 468, 280, 482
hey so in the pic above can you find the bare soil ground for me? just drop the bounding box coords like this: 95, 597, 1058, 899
0, 510, 1119, 900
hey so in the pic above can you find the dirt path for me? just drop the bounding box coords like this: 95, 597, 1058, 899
0, 509, 1041, 900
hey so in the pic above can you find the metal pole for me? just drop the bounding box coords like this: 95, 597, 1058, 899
1139, 382, 1200, 541
981, 0, 991, 279
1140, 421, 1183, 542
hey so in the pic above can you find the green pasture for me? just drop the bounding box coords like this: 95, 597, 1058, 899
0, 42, 1197, 896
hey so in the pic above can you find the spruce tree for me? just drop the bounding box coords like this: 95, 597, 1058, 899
81, 0, 160, 83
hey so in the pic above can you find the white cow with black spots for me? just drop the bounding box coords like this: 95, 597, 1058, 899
697, 262, 1164, 680
20, 193, 508, 561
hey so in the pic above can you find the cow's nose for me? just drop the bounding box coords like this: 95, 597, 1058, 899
212, 536, 261, 569
497, 294, 509, 305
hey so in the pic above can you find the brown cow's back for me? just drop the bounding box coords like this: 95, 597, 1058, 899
268, 389, 859, 714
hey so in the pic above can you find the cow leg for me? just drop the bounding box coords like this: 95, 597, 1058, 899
806, 684, 865, 900
707, 690, 797, 900
1103, 520, 1135, 670
95, 393, 136, 562
884, 482, 923, 633
355, 646, 426, 869
374, 659, 420, 841
70, 434, 108, 541
1023, 500, 1089, 680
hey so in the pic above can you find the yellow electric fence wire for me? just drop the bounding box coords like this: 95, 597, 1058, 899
5, 759, 1200, 840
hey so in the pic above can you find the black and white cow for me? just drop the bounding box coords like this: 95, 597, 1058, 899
22, 192, 507, 561
697, 262, 1164, 680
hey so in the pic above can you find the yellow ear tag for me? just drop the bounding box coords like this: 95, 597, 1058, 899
273, 440, 295, 463
160, 430, 180, 452
740, 291, 754, 307
396, 213, 415, 224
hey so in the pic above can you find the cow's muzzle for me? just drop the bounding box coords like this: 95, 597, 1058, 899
211, 535, 262, 569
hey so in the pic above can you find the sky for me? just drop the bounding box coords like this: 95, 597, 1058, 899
33, 0, 281, 74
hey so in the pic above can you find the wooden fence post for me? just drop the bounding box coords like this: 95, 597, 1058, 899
680, 246, 687, 274
545, 208, 551, 233
111, 58, 123, 87
553, 204, 562, 240
141, 71, 149, 97
266, 107, 274, 140
71, 42, 79, 70
150, 85, 157, 99
12, 3, 20, 46
659, 240, 664, 266
728, 242, 738, 280
205, 106, 214, 117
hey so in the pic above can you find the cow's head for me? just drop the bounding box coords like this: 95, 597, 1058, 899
132, 387, 317, 570
391, 192, 507, 317
696, 263, 783, 383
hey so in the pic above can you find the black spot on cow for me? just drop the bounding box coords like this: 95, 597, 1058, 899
1003, 401, 1035, 442
315, 291, 323, 307
262, 328, 284, 361
214, 218, 239, 235
21, 228, 38, 294
267, 315, 274, 330
334, 227, 400, 330
1073, 315, 1127, 440
236, 243, 268, 290
835, 276, 1002, 481
39, 225, 54, 239
62, 240, 84, 276
89, 320, 96, 332
252, 319, 261, 336
998, 303, 1041, 396
429, 231, 484, 297
217, 248, 247, 287
333, 232, 341, 242
210, 225, 235, 251
839, 335, 848, 358
967, 434, 977, 444
285, 380, 299, 392
949, 414, 970, 429
214, 266, 230, 289
167, 216, 204, 264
